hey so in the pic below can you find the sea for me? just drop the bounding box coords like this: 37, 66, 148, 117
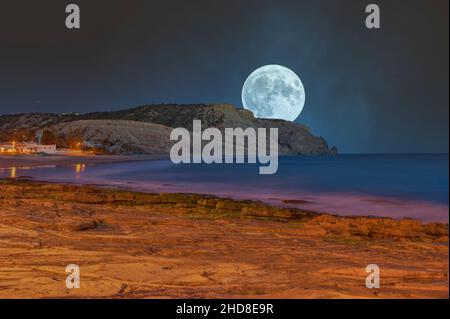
1, 154, 448, 222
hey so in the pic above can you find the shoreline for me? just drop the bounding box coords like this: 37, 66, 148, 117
7, 175, 450, 223
0, 154, 167, 169
1, 177, 448, 229
1, 154, 448, 223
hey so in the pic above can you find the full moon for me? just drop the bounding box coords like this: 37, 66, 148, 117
241, 64, 305, 122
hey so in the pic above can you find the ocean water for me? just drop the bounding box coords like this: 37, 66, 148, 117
1, 154, 448, 222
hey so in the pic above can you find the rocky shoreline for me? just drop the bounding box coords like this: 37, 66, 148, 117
0, 179, 448, 298
1, 179, 447, 241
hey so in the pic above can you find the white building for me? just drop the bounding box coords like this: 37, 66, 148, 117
0, 142, 57, 154
0, 144, 15, 153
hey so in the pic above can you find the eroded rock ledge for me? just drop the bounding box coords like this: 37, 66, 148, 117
1, 179, 447, 242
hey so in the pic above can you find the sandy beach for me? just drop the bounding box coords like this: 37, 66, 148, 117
0, 154, 166, 169
0, 179, 448, 298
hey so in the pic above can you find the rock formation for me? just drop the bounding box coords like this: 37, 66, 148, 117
0, 104, 337, 155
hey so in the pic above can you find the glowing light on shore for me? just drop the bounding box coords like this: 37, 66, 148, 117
10, 167, 16, 178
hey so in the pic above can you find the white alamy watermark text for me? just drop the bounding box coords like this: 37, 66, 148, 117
170, 120, 279, 175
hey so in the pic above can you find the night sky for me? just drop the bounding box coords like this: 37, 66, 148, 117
0, 0, 448, 153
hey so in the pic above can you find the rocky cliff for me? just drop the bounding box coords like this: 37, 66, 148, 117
0, 104, 337, 155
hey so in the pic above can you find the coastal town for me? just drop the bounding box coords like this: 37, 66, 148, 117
0, 129, 98, 155
0, 129, 64, 154
0, 141, 57, 154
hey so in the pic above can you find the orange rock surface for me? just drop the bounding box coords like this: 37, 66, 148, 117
0, 179, 448, 298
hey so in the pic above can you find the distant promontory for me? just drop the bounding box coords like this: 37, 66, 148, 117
0, 104, 337, 155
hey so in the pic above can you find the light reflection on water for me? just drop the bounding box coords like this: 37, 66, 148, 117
0, 155, 448, 222
0, 165, 57, 179
75, 163, 86, 174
